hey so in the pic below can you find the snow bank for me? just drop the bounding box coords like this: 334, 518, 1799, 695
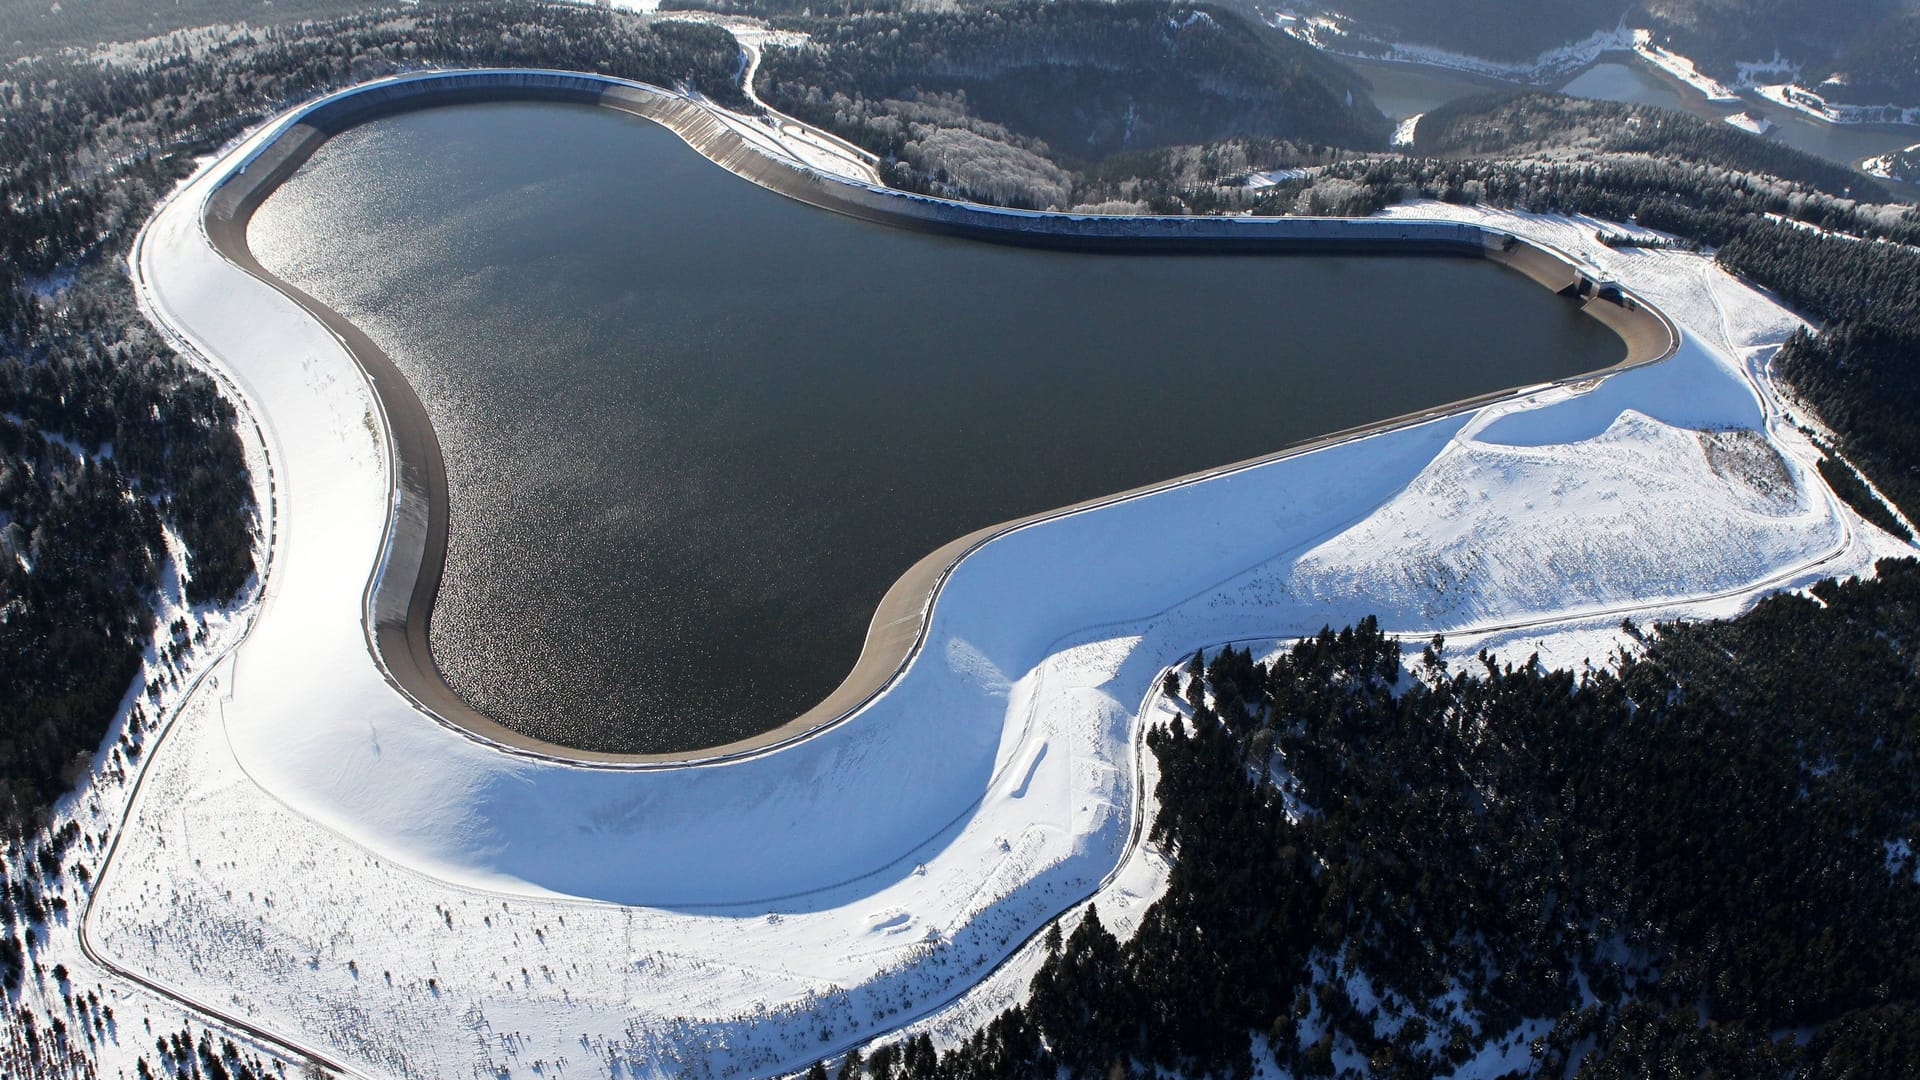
1391, 113, 1423, 148
1632, 29, 1741, 103
1758, 82, 1920, 127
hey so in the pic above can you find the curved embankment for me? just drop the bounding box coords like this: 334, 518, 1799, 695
204, 69, 1677, 766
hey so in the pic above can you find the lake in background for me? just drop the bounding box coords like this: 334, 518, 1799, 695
1344, 56, 1516, 121
1349, 53, 1920, 194
250, 101, 1622, 753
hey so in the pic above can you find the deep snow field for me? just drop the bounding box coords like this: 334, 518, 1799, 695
20, 78, 1911, 1080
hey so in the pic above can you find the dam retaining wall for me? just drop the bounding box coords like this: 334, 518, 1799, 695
197, 68, 1678, 765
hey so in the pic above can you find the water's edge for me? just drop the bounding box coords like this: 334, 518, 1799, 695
200, 69, 1677, 765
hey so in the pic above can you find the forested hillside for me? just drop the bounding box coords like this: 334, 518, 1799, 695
754, 2, 1388, 206
0, 279, 253, 829
0, 0, 363, 60
1410, 91, 1873, 194
1641, 0, 1910, 83
1276, 0, 1920, 101
1063, 86, 1907, 214
1811, 10, 1920, 105
833, 569, 1920, 1076
1279, 0, 1621, 62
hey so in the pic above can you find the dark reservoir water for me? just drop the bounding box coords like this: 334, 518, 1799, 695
249, 101, 1621, 753
1560, 62, 1686, 110
1344, 56, 1514, 120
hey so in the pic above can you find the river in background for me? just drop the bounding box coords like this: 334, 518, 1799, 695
1347, 54, 1920, 194
249, 101, 1621, 753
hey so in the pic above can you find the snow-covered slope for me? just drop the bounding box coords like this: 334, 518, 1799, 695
1759, 81, 1920, 127
87, 78, 1901, 1079
1271, 11, 1631, 83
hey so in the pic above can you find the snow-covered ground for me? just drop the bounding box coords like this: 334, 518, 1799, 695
1631, 29, 1740, 103
660, 12, 885, 185
1757, 82, 1920, 127
1273, 11, 1918, 137
1270, 10, 1631, 84
1390, 113, 1423, 148
63, 73, 1908, 1080
1862, 142, 1920, 181
1244, 167, 1311, 188
7, 299, 300, 1075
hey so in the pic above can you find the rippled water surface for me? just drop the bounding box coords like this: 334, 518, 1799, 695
249, 101, 1621, 752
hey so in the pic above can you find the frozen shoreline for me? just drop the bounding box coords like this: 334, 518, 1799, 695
87, 68, 1902, 1080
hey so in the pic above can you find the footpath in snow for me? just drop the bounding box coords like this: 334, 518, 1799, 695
78, 78, 1909, 1080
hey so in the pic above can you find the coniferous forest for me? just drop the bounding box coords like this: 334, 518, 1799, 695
833, 573, 1920, 1077
753, 1, 1387, 191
